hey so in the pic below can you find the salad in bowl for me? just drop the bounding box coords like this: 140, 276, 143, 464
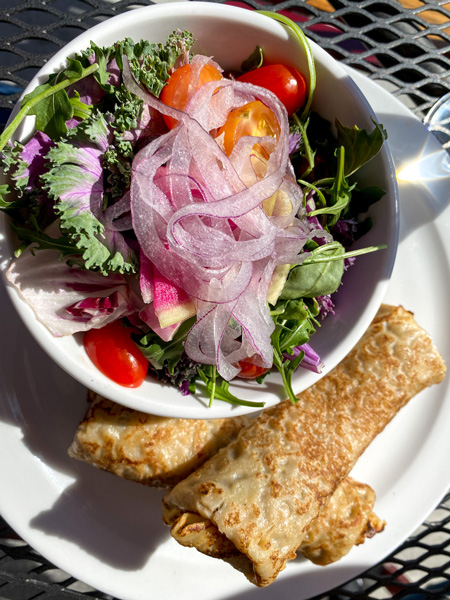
0, 3, 398, 417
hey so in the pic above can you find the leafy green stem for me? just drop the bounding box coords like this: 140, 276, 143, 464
0, 63, 99, 152
272, 349, 297, 404
209, 365, 217, 408
293, 113, 315, 176
298, 178, 328, 208
197, 367, 265, 408
302, 243, 386, 265
257, 11, 316, 121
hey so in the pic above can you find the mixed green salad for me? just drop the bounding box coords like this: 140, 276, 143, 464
0, 14, 387, 407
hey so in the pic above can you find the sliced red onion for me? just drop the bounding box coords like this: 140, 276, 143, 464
124, 57, 320, 379
103, 191, 132, 231
139, 251, 153, 304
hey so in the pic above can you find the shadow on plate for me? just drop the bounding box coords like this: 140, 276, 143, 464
29, 470, 169, 572
0, 281, 169, 571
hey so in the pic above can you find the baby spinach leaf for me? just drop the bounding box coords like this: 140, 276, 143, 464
280, 242, 345, 299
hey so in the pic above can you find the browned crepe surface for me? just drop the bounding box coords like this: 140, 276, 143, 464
169, 476, 385, 565
68, 390, 250, 488
69, 394, 385, 566
299, 476, 385, 565
162, 305, 446, 587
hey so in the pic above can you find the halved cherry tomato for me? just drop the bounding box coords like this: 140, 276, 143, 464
216, 100, 280, 156
160, 63, 222, 129
84, 321, 148, 388
237, 64, 307, 116
236, 359, 270, 379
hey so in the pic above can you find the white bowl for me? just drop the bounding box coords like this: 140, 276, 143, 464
0, 2, 399, 419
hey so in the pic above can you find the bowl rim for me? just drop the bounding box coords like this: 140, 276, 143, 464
0, 2, 399, 418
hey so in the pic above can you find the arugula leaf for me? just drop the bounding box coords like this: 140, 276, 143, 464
135, 318, 265, 407
270, 297, 319, 404
69, 90, 93, 121
0, 184, 15, 209
134, 317, 196, 371
19, 60, 93, 138
336, 118, 387, 177
197, 366, 265, 408
349, 185, 385, 215
10, 224, 77, 258
257, 11, 315, 121
0, 194, 30, 214
21, 80, 72, 140
307, 145, 356, 228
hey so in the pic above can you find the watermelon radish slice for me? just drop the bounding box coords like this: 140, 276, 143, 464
139, 303, 180, 342
152, 265, 196, 329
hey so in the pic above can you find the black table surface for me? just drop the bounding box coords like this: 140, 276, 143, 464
0, 1, 450, 599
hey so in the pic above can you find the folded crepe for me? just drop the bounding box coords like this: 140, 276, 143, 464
162, 305, 447, 587
299, 476, 385, 565
68, 390, 250, 488
69, 394, 385, 565
170, 475, 385, 566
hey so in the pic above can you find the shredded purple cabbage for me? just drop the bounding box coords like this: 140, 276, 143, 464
65, 292, 120, 322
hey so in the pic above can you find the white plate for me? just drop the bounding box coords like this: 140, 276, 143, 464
0, 69, 448, 600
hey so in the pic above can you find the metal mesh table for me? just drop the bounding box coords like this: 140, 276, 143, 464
1, 1, 450, 598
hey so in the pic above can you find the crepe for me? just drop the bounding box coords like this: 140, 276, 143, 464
69, 393, 385, 565
162, 305, 447, 586
169, 475, 385, 566
68, 390, 250, 488
299, 476, 385, 565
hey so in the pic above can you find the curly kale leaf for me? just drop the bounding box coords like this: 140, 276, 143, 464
41, 112, 137, 274
117, 30, 195, 97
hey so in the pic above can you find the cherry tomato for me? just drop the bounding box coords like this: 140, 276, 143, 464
84, 321, 148, 388
236, 359, 270, 379
216, 100, 280, 156
160, 63, 222, 129
237, 64, 307, 116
